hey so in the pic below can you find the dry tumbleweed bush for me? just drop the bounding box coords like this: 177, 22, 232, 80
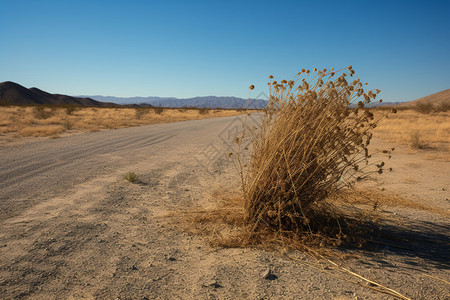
236, 66, 394, 244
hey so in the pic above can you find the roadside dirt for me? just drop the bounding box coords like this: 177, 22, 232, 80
0, 116, 448, 299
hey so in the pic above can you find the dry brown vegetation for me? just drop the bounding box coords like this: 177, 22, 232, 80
372, 109, 450, 159
0, 106, 248, 144
236, 67, 390, 246
181, 67, 397, 252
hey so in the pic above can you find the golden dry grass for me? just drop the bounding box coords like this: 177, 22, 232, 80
238, 67, 390, 242
0, 106, 249, 144
337, 188, 449, 218
373, 109, 450, 159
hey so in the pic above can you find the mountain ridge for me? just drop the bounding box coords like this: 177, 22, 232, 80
0, 81, 118, 107
81, 95, 269, 109
2, 81, 448, 109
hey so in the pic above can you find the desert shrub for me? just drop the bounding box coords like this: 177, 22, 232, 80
436, 102, 450, 112
32, 106, 54, 119
409, 131, 425, 149
123, 172, 138, 183
135, 107, 152, 119
198, 108, 209, 115
63, 120, 73, 130
414, 102, 434, 114
153, 107, 164, 114
238, 67, 391, 241
65, 106, 78, 115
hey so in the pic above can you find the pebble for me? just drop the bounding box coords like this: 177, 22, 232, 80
262, 267, 278, 280
202, 280, 222, 288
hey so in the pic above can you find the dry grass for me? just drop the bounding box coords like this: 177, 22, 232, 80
223, 67, 394, 248
0, 106, 249, 144
372, 109, 450, 158
337, 188, 449, 217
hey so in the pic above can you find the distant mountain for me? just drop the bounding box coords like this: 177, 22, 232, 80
396, 89, 450, 108
0, 81, 119, 107
84, 95, 178, 105
370, 101, 403, 107
84, 95, 268, 109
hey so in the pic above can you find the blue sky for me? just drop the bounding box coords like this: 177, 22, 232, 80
1, 0, 449, 102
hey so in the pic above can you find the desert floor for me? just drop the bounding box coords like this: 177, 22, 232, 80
0, 114, 449, 299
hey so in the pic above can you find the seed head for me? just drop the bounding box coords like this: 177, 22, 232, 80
249, 85, 255, 90
269, 75, 274, 79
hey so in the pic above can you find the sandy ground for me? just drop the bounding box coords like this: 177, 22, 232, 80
0, 115, 449, 299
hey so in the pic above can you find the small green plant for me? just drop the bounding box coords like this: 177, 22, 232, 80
123, 172, 138, 183
409, 131, 425, 149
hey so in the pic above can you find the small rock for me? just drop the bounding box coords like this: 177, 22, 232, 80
441, 187, 445, 191
262, 267, 278, 280
164, 254, 177, 261
202, 280, 222, 288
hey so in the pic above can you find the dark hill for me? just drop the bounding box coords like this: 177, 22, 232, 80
0, 81, 118, 107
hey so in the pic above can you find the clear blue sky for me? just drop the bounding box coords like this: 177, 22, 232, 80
1, 0, 449, 102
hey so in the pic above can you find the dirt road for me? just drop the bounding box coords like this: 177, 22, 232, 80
0, 115, 449, 299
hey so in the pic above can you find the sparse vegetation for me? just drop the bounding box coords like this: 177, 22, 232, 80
0, 106, 250, 143
65, 106, 78, 115
232, 67, 393, 246
153, 107, 164, 114
198, 108, 209, 115
32, 106, 54, 119
135, 107, 152, 119
373, 109, 449, 158
63, 120, 73, 130
437, 102, 450, 112
123, 172, 138, 183
409, 131, 425, 149
414, 102, 434, 114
